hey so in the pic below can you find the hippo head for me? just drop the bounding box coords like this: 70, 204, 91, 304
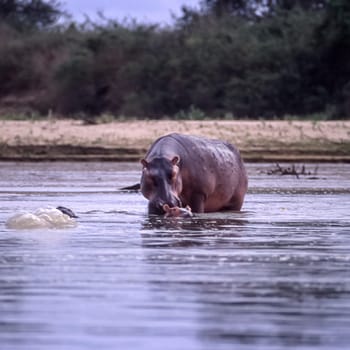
141, 156, 183, 215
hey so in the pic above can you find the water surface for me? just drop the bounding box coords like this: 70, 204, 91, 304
1, 162, 350, 350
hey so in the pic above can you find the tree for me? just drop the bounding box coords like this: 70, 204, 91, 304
200, 0, 328, 18
0, 0, 64, 30
315, 0, 350, 116
200, 0, 264, 19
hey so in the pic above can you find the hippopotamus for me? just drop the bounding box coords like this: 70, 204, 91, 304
140, 133, 248, 215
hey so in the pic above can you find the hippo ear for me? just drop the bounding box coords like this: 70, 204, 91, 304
171, 156, 180, 166
141, 159, 148, 168
163, 204, 170, 212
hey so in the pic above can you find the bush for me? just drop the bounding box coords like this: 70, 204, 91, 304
0, 1, 349, 120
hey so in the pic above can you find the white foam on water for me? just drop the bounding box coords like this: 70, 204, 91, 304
6, 207, 77, 229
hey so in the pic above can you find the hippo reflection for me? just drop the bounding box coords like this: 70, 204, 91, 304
140, 133, 248, 215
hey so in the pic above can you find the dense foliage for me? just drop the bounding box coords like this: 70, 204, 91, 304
0, 0, 349, 119
0, 0, 63, 29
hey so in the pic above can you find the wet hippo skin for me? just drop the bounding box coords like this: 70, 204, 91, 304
140, 133, 248, 215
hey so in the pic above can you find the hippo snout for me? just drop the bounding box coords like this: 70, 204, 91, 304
148, 196, 182, 215
148, 200, 167, 215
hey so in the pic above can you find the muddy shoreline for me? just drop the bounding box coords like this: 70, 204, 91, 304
1, 119, 349, 162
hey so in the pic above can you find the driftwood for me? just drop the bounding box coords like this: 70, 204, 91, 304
266, 163, 318, 179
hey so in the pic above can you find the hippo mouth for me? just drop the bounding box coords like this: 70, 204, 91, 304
148, 196, 183, 215
163, 204, 193, 218
159, 197, 182, 212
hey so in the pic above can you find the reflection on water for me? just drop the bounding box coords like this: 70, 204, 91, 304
0, 162, 350, 350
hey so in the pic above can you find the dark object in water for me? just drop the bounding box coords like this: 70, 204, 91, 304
56, 206, 78, 218
265, 163, 318, 179
120, 183, 141, 191
163, 204, 193, 218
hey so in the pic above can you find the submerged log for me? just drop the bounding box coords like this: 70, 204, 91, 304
266, 163, 318, 179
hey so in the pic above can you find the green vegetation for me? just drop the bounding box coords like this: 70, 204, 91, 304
0, 0, 349, 120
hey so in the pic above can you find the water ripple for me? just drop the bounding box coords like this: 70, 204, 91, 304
1, 162, 350, 350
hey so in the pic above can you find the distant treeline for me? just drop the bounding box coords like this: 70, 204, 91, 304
0, 0, 349, 119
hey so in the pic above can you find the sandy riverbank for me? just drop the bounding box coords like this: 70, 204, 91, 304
0, 119, 349, 161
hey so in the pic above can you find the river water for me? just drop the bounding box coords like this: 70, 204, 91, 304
0, 162, 350, 350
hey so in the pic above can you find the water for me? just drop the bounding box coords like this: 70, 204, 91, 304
1, 162, 350, 350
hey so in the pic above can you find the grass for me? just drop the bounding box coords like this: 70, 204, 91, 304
0, 108, 342, 122
0, 112, 45, 121
282, 112, 332, 121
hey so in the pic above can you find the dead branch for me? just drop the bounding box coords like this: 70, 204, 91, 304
265, 163, 318, 178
